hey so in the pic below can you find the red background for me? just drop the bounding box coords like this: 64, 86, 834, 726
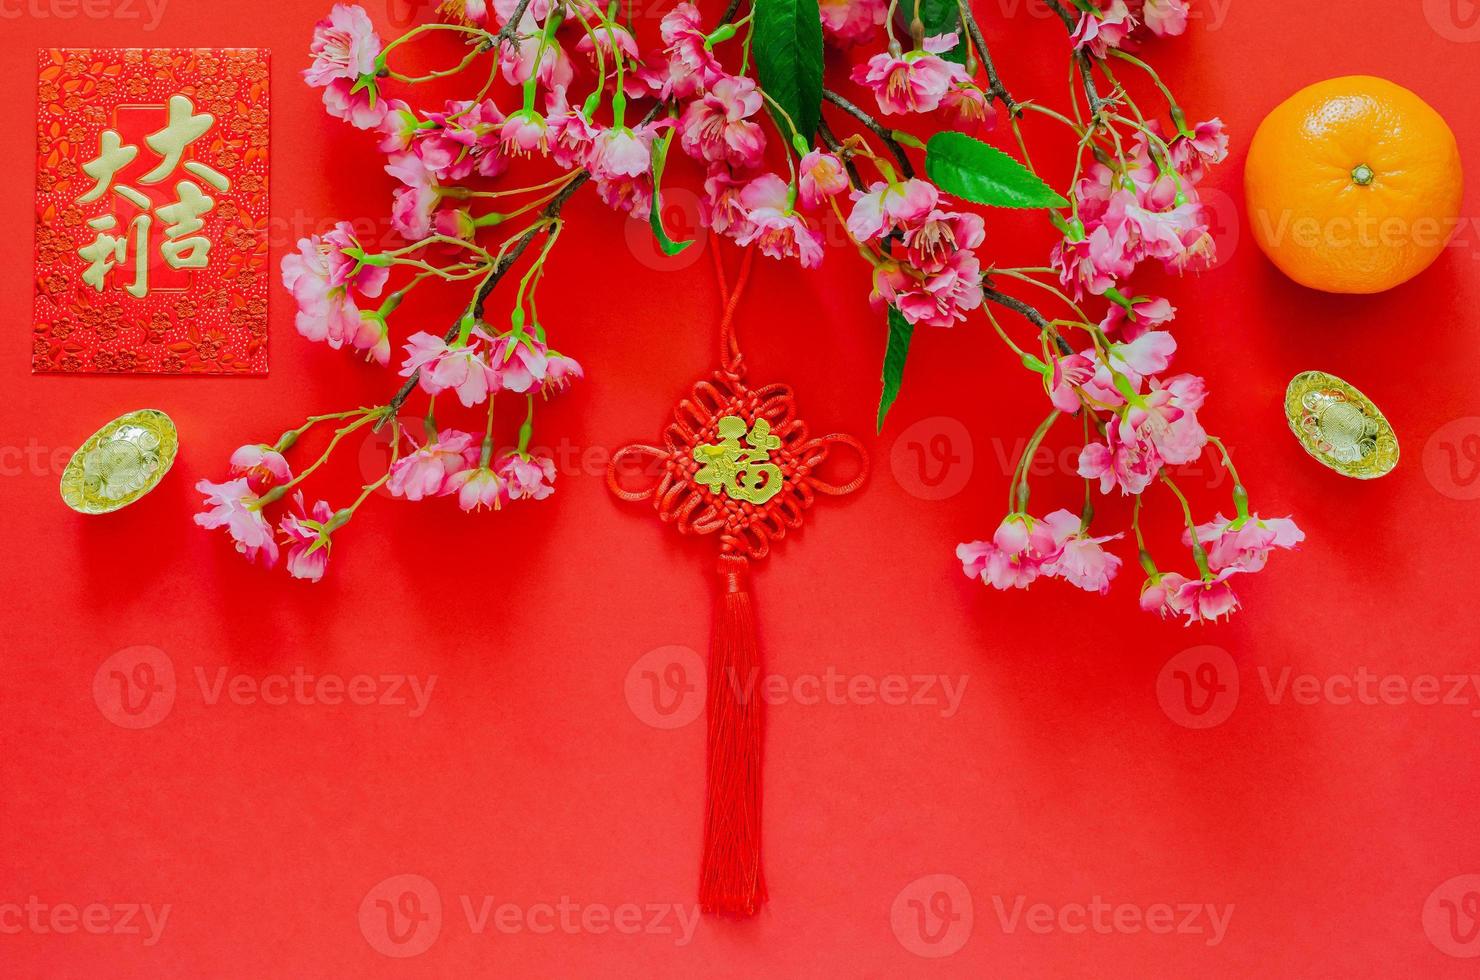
5, 0, 1480, 975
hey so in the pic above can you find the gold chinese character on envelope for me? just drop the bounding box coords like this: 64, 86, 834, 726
32, 49, 270, 375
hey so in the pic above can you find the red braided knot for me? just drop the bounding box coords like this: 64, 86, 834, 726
607, 370, 867, 561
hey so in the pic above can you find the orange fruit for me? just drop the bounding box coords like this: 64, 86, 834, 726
1244, 76, 1463, 294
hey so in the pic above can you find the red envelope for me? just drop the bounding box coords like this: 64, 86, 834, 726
32, 48, 270, 375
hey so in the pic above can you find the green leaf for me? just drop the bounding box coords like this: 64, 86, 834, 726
648, 129, 693, 257
754, 0, 824, 145
925, 132, 1070, 209
877, 307, 914, 432
897, 0, 966, 64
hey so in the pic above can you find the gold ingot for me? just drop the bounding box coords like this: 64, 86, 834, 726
1284, 372, 1397, 479
60, 409, 179, 514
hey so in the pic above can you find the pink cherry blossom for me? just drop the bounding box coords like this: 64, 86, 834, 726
279, 494, 335, 583
1101, 295, 1175, 340
195, 478, 279, 567
1140, 0, 1190, 37
678, 75, 767, 169
798, 150, 849, 209
500, 16, 574, 88
660, 3, 724, 95
351, 311, 392, 366
377, 100, 421, 153
577, 23, 640, 61
446, 466, 506, 512
942, 82, 997, 133
497, 451, 557, 501
850, 34, 969, 115
1051, 223, 1137, 299
1141, 569, 1242, 625
847, 178, 940, 242
1168, 118, 1229, 181
1188, 513, 1304, 573
484, 333, 551, 393
1078, 418, 1159, 496
321, 221, 389, 296
446, 0, 489, 26
594, 171, 654, 218
899, 209, 985, 273
1079, 385, 1208, 495
491, 0, 551, 24
818, 0, 886, 46
385, 152, 441, 239
542, 352, 584, 395
387, 429, 479, 501
305, 4, 380, 87
734, 174, 825, 268
322, 76, 388, 130
1040, 509, 1124, 594
1107, 329, 1176, 387
281, 233, 363, 350
500, 109, 550, 156
870, 251, 984, 327
1072, 0, 1136, 56
417, 100, 508, 181
546, 100, 598, 169
956, 515, 1062, 590
588, 125, 653, 181
1150, 372, 1207, 412
400, 332, 495, 407
702, 170, 754, 238
1046, 351, 1097, 413
230, 445, 292, 492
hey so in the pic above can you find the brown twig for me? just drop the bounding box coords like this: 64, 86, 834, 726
982, 286, 1074, 356
957, 1, 1021, 116
821, 89, 916, 178
1041, 0, 1112, 117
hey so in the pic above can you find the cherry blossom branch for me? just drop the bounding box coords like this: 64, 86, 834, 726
821, 89, 915, 177
1042, 0, 1112, 117
982, 286, 1073, 356
956, 1, 1019, 116
380, 172, 590, 423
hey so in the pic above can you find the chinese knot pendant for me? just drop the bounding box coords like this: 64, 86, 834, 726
607, 246, 867, 916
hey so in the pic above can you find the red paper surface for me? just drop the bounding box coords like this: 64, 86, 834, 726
31, 48, 269, 375
4, 1, 1480, 977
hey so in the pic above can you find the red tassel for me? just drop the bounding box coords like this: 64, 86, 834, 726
700, 553, 767, 917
